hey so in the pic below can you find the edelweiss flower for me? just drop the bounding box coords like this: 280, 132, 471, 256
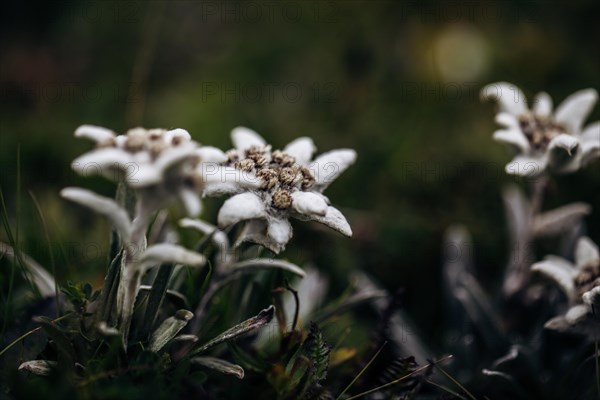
532, 236, 600, 337
72, 125, 205, 216
481, 83, 599, 176
208, 127, 356, 253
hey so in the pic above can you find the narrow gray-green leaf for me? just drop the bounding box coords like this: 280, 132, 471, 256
96, 250, 122, 326
138, 286, 190, 309
34, 316, 76, 368
230, 258, 305, 278
96, 322, 120, 338
18, 360, 57, 376
190, 356, 245, 379
192, 305, 275, 355
170, 334, 199, 345
149, 310, 194, 352
140, 244, 206, 271
0, 243, 55, 297
313, 291, 387, 323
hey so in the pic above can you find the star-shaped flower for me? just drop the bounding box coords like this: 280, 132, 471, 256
209, 127, 356, 253
481, 83, 599, 176
532, 236, 600, 337
71, 125, 205, 216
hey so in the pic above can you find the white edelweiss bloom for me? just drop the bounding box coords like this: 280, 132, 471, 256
71, 125, 205, 217
532, 236, 600, 337
481, 83, 599, 176
210, 127, 356, 253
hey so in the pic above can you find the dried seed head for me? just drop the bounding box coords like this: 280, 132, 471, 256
226, 149, 239, 163
148, 140, 168, 158
245, 145, 265, 158
171, 135, 184, 146
96, 137, 117, 149
148, 129, 164, 141
124, 128, 147, 152
519, 114, 566, 151
575, 259, 600, 299
272, 189, 293, 209
246, 151, 268, 168
257, 168, 279, 189
279, 167, 300, 186
272, 150, 295, 167
300, 167, 315, 189
235, 158, 256, 172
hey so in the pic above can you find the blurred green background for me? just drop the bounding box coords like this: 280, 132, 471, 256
1, 0, 599, 348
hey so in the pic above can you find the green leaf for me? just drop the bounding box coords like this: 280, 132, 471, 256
190, 356, 245, 379
191, 305, 275, 356
138, 263, 175, 340
149, 310, 194, 353
96, 250, 122, 326
286, 323, 332, 399
302, 322, 331, 385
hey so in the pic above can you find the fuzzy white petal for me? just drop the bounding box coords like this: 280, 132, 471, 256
203, 182, 244, 197
201, 166, 261, 189
75, 125, 116, 143
305, 205, 352, 236
284, 137, 317, 165
580, 122, 600, 163
575, 236, 599, 269
179, 188, 202, 217
493, 129, 530, 153
481, 82, 528, 116
71, 148, 133, 178
533, 92, 553, 117
127, 165, 161, 187
554, 89, 598, 134
291, 191, 328, 216
61, 187, 131, 241
494, 112, 520, 129
218, 192, 266, 227
267, 217, 293, 247
548, 134, 580, 156
582, 121, 600, 143
164, 128, 191, 143
196, 146, 228, 164
582, 287, 600, 309
153, 144, 198, 174
231, 126, 266, 152
504, 155, 547, 177
309, 149, 356, 189
564, 304, 591, 324
531, 256, 576, 302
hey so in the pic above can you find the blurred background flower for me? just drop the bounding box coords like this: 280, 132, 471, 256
1, 0, 599, 355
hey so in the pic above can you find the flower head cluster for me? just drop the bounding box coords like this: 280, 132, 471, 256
532, 237, 600, 337
206, 127, 356, 253
71, 125, 206, 216
481, 83, 599, 176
